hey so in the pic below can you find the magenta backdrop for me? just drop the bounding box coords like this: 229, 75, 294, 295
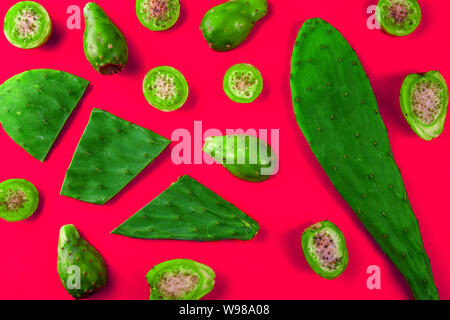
0, 0, 449, 300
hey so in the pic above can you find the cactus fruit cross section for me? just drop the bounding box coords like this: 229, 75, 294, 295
136, 0, 180, 31
112, 175, 259, 241
83, 2, 129, 75
203, 134, 276, 182
400, 71, 448, 141
290, 18, 438, 300
0, 69, 89, 161
146, 259, 215, 300
223, 64, 263, 103
376, 0, 422, 36
200, 0, 268, 51
301, 221, 349, 280
57, 224, 107, 299
61, 109, 170, 205
0, 179, 39, 222
4, 1, 52, 49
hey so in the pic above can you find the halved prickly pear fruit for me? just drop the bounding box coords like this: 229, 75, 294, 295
142, 66, 188, 112
146, 259, 215, 300
223, 64, 263, 103
0, 179, 39, 222
83, 2, 129, 75
136, 0, 180, 31
112, 175, 259, 241
301, 221, 349, 280
400, 71, 448, 141
203, 134, 276, 182
61, 108, 170, 205
0, 69, 89, 161
200, 0, 268, 51
57, 224, 108, 299
376, 0, 421, 36
4, 1, 52, 49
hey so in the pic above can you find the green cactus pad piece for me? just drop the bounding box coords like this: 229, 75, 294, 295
4, 1, 52, 49
0, 179, 39, 222
200, 0, 268, 51
136, 0, 180, 31
376, 0, 421, 37
203, 134, 276, 182
223, 63, 263, 103
290, 18, 438, 300
112, 175, 259, 241
83, 2, 129, 75
146, 259, 215, 300
57, 224, 108, 299
0, 69, 89, 161
61, 109, 170, 205
301, 220, 349, 280
400, 71, 448, 141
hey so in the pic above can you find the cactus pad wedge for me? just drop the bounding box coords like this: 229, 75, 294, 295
57, 224, 107, 299
136, 0, 180, 31
203, 134, 276, 182
61, 109, 170, 205
0, 179, 39, 222
112, 175, 259, 241
0, 69, 89, 161
200, 0, 268, 51
301, 220, 349, 280
400, 71, 448, 141
290, 18, 438, 300
83, 2, 128, 75
146, 259, 215, 300
376, 0, 421, 37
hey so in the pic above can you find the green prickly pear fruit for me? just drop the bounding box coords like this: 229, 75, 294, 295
57, 224, 107, 299
200, 0, 268, 52
83, 2, 128, 75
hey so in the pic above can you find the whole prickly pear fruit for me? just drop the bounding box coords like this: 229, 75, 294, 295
83, 2, 128, 75
200, 0, 268, 51
57, 224, 107, 299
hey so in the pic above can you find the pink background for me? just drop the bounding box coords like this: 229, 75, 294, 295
0, 0, 449, 300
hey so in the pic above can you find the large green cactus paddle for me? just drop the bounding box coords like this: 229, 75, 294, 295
0, 69, 89, 161
290, 18, 438, 300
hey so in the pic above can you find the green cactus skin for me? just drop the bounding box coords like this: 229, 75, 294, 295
142, 66, 189, 112
223, 63, 263, 103
57, 224, 107, 299
290, 18, 438, 300
301, 221, 349, 280
0, 179, 39, 222
83, 2, 129, 75
376, 0, 421, 37
200, 0, 268, 52
203, 134, 276, 183
146, 259, 215, 300
3, 1, 52, 49
136, 0, 180, 31
400, 71, 448, 141
61, 109, 170, 205
112, 175, 259, 241
0, 69, 89, 161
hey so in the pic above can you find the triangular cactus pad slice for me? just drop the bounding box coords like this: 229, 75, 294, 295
112, 175, 259, 241
61, 109, 170, 204
0, 69, 89, 161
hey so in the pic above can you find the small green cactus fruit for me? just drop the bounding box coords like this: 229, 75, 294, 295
301, 221, 349, 280
57, 224, 108, 299
83, 2, 129, 75
376, 0, 421, 36
0, 179, 39, 222
223, 64, 263, 103
203, 134, 276, 183
143, 66, 189, 112
136, 0, 180, 31
400, 71, 448, 141
146, 259, 215, 300
200, 0, 268, 51
3, 1, 52, 49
